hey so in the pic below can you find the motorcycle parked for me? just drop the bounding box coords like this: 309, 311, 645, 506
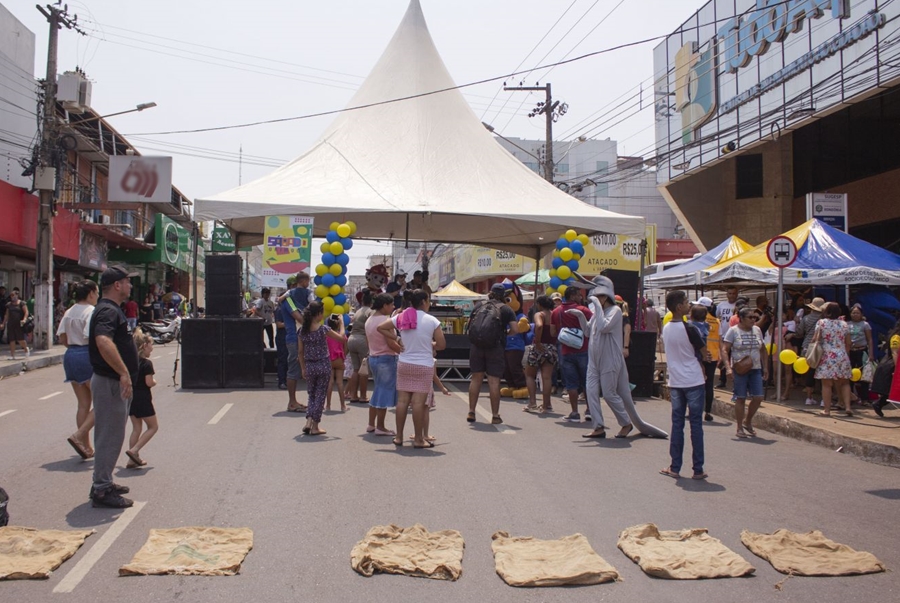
138, 315, 181, 345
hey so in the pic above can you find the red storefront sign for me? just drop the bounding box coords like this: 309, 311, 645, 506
0, 179, 80, 261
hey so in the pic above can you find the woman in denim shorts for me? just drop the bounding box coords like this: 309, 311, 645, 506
56, 280, 99, 459
723, 306, 768, 438
364, 294, 400, 435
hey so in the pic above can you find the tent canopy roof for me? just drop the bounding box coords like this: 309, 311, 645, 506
432, 279, 484, 298
194, 0, 645, 256
705, 219, 900, 285
644, 235, 752, 288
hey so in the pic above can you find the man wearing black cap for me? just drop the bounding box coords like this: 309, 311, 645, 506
88, 265, 139, 508
467, 283, 518, 424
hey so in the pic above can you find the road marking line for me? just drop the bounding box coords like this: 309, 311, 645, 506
0, 410, 16, 419
473, 403, 515, 434
208, 403, 234, 425
39, 391, 63, 400
168, 351, 176, 355
53, 501, 146, 593
150, 355, 161, 360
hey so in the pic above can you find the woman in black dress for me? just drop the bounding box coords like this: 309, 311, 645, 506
126, 328, 158, 468
2, 290, 29, 360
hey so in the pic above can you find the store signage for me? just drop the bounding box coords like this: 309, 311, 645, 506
675, 40, 717, 144
211, 227, 235, 252
108, 156, 173, 204
806, 192, 847, 232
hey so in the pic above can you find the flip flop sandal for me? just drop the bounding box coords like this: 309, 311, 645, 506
742, 424, 757, 436
302, 427, 311, 434
735, 430, 749, 438
392, 438, 403, 446
659, 468, 681, 479
67, 437, 89, 460
125, 450, 143, 466
374, 428, 396, 436
491, 416, 503, 425
466, 412, 476, 423
287, 406, 306, 413
581, 431, 606, 439
413, 441, 435, 448
692, 472, 709, 480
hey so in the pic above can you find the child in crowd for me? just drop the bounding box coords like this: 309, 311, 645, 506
298, 302, 348, 435
126, 329, 158, 468
326, 314, 347, 412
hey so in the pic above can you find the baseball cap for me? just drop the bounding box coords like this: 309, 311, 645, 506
100, 265, 138, 287
286, 275, 298, 286
692, 296, 713, 308
490, 283, 506, 294
550, 292, 562, 301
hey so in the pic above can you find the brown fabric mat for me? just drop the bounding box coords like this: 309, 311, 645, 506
119, 527, 253, 576
351, 524, 464, 581
491, 531, 620, 587
617, 523, 755, 580
0, 526, 94, 580
741, 529, 886, 576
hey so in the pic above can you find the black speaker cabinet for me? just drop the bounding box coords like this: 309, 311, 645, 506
625, 331, 657, 398
602, 269, 640, 328
181, 318, 223, 388
206, 293, 243, 317
436, 334, 471, 361
207, 274, 241, 296
206, 254, 242, 276
221, 318, 264, 388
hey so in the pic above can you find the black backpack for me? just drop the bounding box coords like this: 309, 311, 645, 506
468, 300, 504, 349
0, 487, 8, 527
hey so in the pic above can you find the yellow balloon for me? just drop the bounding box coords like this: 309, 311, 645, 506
548, 269, 557, 278
552, 250, 560, 258
564, 229, 577, 242
573, 253, 581, 261
337, 224, 351, 238
767, 343, 777, 355
315, 264, 328, 277
322, 297, 335, 312
559, 248, 574, 262
329, 264, 343, 276
851, 368, 862, 382
662, 311, 684, 326
546, 287, 556, 294
557, 284, 568, 296
314, 285, 329, 299
346, 220, 357, 235
329, 284, 342, 296
320, 241, 330, 253
329, 222, 340, 232
556, 266, 572, 280
576, 234, 589, 246
779, 349, 798, 365
343, 302, 351, 314
793, 357, 809, 374
332, 305, 345, 315
329, 241, 343, 255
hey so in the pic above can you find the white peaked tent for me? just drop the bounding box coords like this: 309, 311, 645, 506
194, 0, 645, 257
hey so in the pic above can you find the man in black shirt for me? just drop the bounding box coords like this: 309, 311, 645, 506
467, 283, 519, 424
88, 265, 139, 508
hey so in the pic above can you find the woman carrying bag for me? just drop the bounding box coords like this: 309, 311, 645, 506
811, 302, 853, 417
722, 306, 768, 438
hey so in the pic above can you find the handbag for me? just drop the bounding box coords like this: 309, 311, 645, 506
733, 355, 754, 375
861, 354, 876, 383
558, 327, 584, 349
806, 340, 823, 369
358, 357, 370, 377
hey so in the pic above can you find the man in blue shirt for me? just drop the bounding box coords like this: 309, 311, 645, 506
280, 272, 311, 411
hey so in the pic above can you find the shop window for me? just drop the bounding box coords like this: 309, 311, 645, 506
735, 154, 763, 199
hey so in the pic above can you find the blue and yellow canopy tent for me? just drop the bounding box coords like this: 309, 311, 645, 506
643, 235, 753, 289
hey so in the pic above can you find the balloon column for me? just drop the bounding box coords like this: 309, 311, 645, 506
547, 230, 589, 296
312, 221, 356, 315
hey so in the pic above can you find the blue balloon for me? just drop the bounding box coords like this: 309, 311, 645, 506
551, 257, 564, 269
566, 260, 579, 272
322, 274, 335, 287
338, 264, 347, 276
325, 231, 339, 243
334, 293, 347, 306
340, 237, 353, 250
322, 252, 335, 266
549, 276, 562, 289
337, 253, 350, 266
556, 238, 568, 251
313, 275, 322, 286
570, 241, 584, 256
335, 275, 347, 287
343, 314, 351, 328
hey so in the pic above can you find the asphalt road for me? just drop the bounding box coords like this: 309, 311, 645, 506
1, 346, 898, 602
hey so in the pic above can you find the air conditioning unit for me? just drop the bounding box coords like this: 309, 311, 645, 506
57, 71, 93, 114
100, 215, 111, 225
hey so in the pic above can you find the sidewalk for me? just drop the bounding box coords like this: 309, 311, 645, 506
0, 345, 67, 379
706, 384, 900, 469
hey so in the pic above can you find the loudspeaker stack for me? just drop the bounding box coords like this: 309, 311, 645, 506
206, 255, 242, 317
625, 331, 657, 398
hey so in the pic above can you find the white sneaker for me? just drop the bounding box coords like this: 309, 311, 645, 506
819, 400, 825, 407
805, 398, 816, 406
24, 349, 30, 358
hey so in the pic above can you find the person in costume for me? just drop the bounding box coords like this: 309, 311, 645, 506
497, 279, 531, 399
568, 275, 668, 439
356, 264, 389, 306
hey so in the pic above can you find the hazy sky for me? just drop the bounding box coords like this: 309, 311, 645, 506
6, 0, 706, 266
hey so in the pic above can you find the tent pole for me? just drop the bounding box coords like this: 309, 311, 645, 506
405, 213, 409, 249
637, 239, 647, 330
776, 267, 784, 403
534, 246, 540, 291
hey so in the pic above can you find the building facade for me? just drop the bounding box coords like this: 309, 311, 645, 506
654, 0, 900, 251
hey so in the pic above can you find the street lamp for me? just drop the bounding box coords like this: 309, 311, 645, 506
69, 102, 157, 124
482, 122, 542, 163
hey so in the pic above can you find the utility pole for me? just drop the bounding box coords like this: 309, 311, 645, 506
33, 4, 81, 351
503, 83, 568, 184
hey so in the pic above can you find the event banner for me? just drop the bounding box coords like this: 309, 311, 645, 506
261, 216, 313, 287
577, 224, 657, 273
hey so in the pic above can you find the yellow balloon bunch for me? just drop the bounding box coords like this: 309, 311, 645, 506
546, 230, 587, 295
313, 221, 357, 315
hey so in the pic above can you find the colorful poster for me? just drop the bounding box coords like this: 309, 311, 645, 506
261, 216, 313, 287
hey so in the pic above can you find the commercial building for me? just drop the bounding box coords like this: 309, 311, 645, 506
654, 0, 900, 251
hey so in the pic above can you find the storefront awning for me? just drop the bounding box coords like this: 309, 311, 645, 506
80, 223, 155, 250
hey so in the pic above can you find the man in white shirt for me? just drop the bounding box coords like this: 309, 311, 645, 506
660, 290, 708, 481
715, 286, 739, 387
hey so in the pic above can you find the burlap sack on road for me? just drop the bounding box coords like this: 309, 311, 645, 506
0, 526, 94, 580
491, 531, 620, 587
351, 524, 464, 581
741, 529, 886, 576
119, 527, 253, 576
617, 523, 755, 580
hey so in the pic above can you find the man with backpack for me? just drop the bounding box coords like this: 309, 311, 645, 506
467, 283, 520, 424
